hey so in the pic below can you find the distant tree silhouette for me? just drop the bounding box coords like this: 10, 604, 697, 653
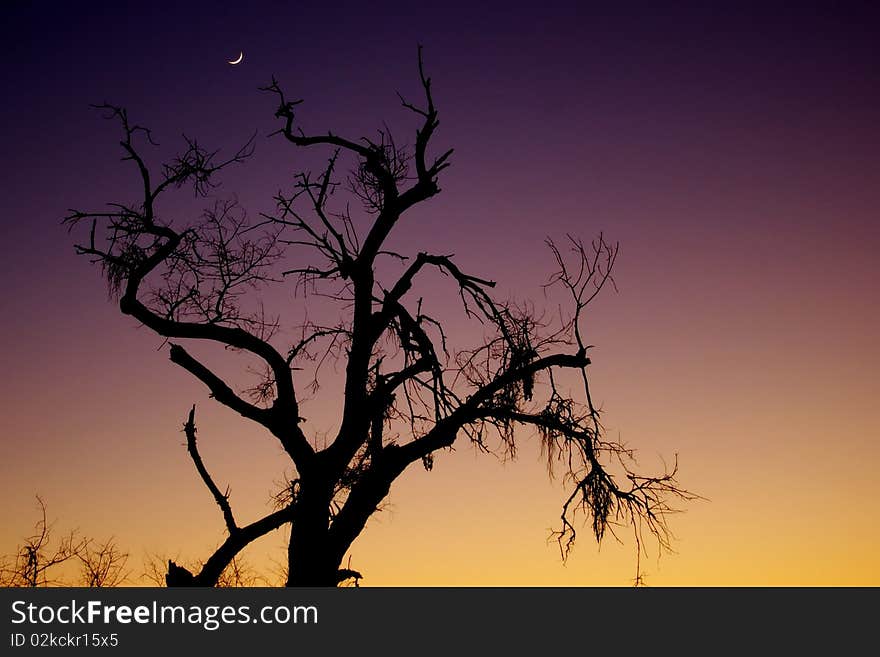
0, 497, 129, 587
77, 536, 130, 587
65, 48, 693, 586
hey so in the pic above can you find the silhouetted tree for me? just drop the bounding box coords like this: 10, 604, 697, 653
1, 497, 129, 587
77, 537, 130, 587
0, 497, 82, 587
65, 49, 693, 586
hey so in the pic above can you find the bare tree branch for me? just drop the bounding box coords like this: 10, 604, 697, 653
183, 405, 238, 533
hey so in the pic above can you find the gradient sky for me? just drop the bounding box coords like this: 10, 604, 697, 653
2, 1, 878, 585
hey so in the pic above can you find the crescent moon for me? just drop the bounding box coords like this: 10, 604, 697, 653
228, 52, 244, 65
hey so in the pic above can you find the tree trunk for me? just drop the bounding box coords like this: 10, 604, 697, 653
286, 482, 338, 587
